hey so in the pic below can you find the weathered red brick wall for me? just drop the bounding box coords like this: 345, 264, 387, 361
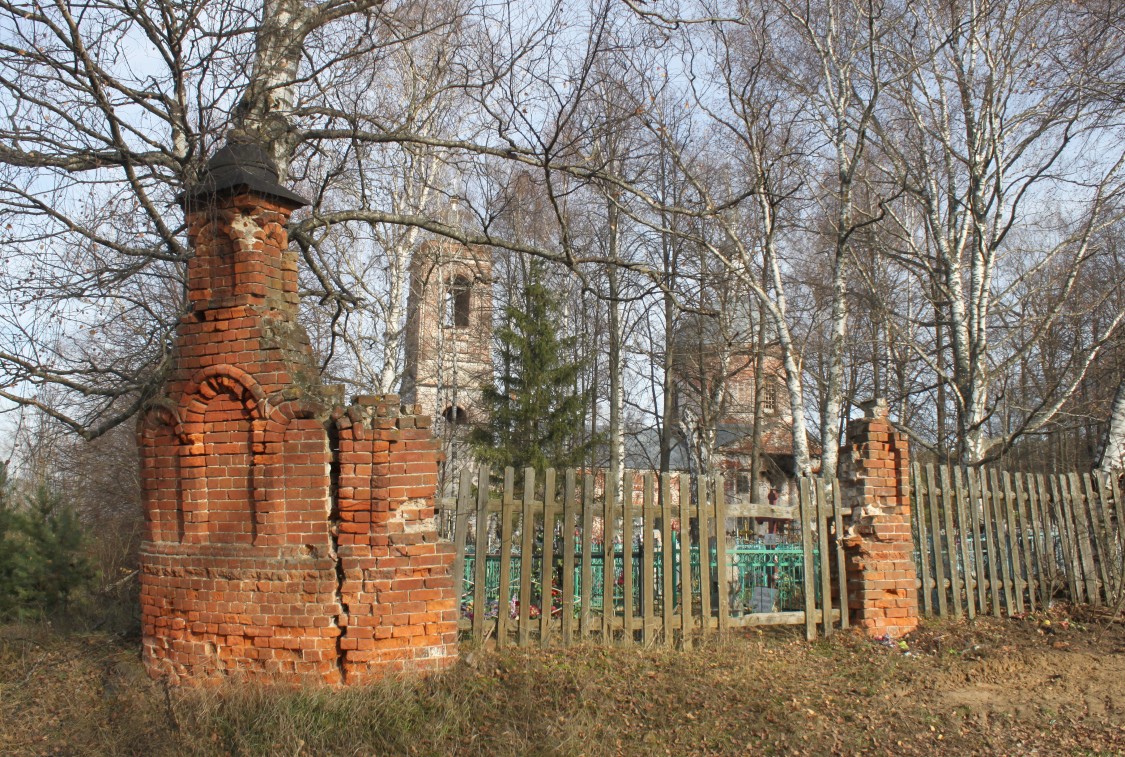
838, 399, 920, 638
138, 161, 457, 685
334, 397, 458, 680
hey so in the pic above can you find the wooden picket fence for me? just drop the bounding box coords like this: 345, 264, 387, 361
440, 466, 847, 648
441, 462, 1123, 645
911, 464, 1125, 618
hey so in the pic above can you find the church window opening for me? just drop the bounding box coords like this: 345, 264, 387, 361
442, 405, 467, 426
731, 380, 753, 408
445, 276, 472, 328
762, 381, 777, 414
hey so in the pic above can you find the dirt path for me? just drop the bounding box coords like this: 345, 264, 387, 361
2, 608, 1124, 755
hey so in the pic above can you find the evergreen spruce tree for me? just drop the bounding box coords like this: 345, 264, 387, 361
0, 463, 18, 619
15, 485, 93, 615
469, 262, 597, 472
0, 466, 93, 620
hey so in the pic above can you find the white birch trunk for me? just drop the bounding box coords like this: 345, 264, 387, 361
235, 0, 309, 175
607, 263, 625, 510
1098, 378, 1125, 473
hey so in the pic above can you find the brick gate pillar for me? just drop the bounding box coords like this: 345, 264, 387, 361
838, 398, 920, 637
137, 140, 457, 684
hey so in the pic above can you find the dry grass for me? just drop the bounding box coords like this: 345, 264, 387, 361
3, 611, 1125, 755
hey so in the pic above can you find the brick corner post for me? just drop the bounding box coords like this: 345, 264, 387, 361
838, 398, 920, 637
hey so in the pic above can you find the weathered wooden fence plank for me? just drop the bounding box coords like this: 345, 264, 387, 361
1020, 472, 1046, 611
977, 469, 997, 613
622, 471, 635, 644
661, 472, 674, 649
540, 469, 557, 647
519, 469, 535, 647
678, 474, 692, 649
497, 468, 515, 648
697, 475, 711, 640
963, 465, 981, 611
562, 469, 576, 646
800, 477, 817, 642
1045, 474, 1066, 599
642, 472, 655, 646
912, 463, 933, 616
452, 467, 471, 626
603, 467, 616, 645
988, 468, 1016, 615
1001, 472, 1025, 615
1038, 473, 1062, 603
1031, 473, 1057, 603
1066, 472, 1100, 604
939, 465, 963, 618
472, 465, 489, 643
1096, 471, 1124, 598
728, 610, 846, 627
1051, 474, 1083, 603
1095, 472, 1122, 591
832, 483, 849, 630
815, 479, 833, 636
1082, 473, 1114, 603
715, 475, 729, 635
964, 467, 987, 616
952, 467, 976, 619
1011, 472, 1034, 613
925, 464, 949, 617
581, 473, 594, 639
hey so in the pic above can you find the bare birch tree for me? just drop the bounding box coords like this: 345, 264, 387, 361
875, 0, 1125, 463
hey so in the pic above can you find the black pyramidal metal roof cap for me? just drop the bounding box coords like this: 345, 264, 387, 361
179, 141, 309, 209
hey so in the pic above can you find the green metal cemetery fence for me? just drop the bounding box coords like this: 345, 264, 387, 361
458, 540, 816, 625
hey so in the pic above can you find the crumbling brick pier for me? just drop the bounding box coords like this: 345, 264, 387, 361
838, 399, 920, 638
138, 142, 458, 684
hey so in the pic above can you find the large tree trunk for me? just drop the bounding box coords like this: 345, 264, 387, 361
1098, 377, 1125, 473
747, 295, 767, 502
607, 212, 625, 511
660, 290, 676, 475
233, 0, 309, 174
819, 247, 849, 479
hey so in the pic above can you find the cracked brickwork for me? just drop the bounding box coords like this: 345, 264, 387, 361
138, 155, 457, 685
838, 400, 920, 638
332, 397, 458, 681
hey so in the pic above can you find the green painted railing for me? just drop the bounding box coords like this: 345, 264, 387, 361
460, 539, 816, 622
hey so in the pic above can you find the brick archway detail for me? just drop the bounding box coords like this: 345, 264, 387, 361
139, 405, 186, 543
140, 404, 186, 441
179, 364, 270, 546
181, 364, 269, 423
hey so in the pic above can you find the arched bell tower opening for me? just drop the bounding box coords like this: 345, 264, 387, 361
442, 404, 469, 426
